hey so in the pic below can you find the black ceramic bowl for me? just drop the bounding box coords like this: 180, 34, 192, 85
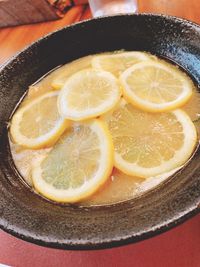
0, 14, 200, 250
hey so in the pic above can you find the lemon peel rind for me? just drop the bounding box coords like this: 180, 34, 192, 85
57, 69, 122, 121
114, 109, 197, 178
91, 51, 151, 74
10, 91, 70, 149
32, 120, 114, 203
120, 61, 193, 112
101, 99, 197, 178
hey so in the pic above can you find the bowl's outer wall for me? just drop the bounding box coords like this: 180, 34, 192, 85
0, 14, 200, 250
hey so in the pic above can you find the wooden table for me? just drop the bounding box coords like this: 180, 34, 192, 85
0, 0, 200, 65
0, 1, 200, 266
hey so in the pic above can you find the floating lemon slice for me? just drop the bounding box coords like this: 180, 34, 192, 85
32, 119, 114, 203
120, 61, 193, 112
10, 91, 70, 149
58, 69, 121, 121
92, 52, 150, 77
51, 55, 93, 89
102, 99, 197, 178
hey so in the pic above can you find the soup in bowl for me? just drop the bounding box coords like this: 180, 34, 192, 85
9, 51, 200, 206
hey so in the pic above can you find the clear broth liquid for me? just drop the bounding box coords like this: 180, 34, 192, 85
9, 52, 200, 206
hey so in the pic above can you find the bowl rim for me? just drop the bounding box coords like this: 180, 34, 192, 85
1, 203, 200, 250
1, 12, 200, 71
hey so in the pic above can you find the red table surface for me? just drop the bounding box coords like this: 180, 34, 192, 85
0, 1, 200, 266
0, 214, 200, 267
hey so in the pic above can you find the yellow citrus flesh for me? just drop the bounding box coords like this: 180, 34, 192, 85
102, 99, 197, 178
92, 52, 151, 77
32, 119, 114, 203
120, 61, 193, 112
57, 69, 121, 121
51, 55, 93, 89
10, 91, 70, 149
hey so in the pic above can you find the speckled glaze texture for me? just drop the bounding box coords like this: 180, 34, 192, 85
0, 14, 200, 250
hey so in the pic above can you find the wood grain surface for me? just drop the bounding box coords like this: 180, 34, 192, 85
0, 5, 86, 64
0, 0, 199, 65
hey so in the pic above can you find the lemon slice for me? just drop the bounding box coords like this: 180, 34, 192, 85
10, 91, 70, 149
120, 61, 193, 112
51, 55, 93, 89
32, 119, 114, 203
58, 69, 121, 121
102, 99, 197, 178
92, 52, 150, 77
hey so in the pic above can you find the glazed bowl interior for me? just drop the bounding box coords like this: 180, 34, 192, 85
0, 14, 200, 250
